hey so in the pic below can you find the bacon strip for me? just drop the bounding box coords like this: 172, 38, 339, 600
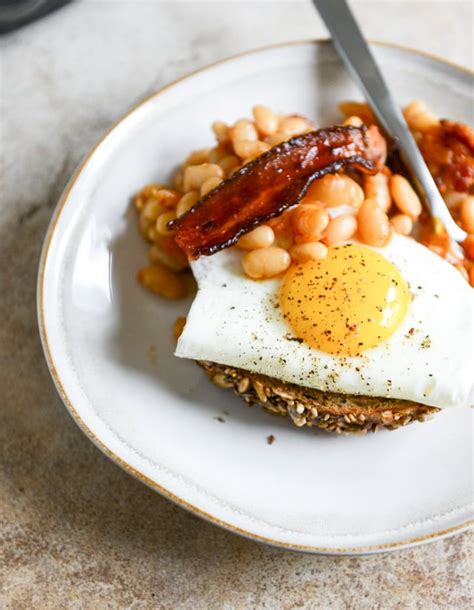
172, 126, 379, 258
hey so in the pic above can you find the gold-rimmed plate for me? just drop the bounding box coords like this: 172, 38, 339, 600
37, 40, 473, 554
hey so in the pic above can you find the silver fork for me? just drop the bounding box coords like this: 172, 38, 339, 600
313, 0, 467, 242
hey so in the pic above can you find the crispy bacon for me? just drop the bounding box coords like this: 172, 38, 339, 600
172, 126, 379, 258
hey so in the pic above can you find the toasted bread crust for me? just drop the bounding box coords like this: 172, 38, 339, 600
199, 361, 439, 434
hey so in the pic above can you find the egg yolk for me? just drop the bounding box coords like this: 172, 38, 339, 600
280, 244, 410, 356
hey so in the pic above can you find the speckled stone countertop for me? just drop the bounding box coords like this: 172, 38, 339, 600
1, 1, 473, 608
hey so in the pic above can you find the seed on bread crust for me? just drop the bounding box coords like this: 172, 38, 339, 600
198, 361, 439, 434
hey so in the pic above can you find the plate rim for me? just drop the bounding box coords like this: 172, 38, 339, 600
36, 38, 474, 555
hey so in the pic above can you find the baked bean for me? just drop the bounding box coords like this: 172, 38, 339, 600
212, 121, 230, 146
367, 124, 387, 167
290, 242, 328, 263
150, 225, 162, 242
142, 198, 164, 221
158, 234, 189, 266
343, 115, 363, 127
304, 174, 364, 209
218, 155, 240, 176
462, 234, 474, 260
153, 188, 180, 209
339, 101, 375, 124
444, 191, 466, 210
231, 119, 258, 145
173, 169, 184, 192
403, 100, 439, 132
156, 211, 176, 236
292, 205, 329, 242
139, 213, 152, 239
148, 239, 168, 259
173, 316, 187, 340
357, 200, 391, 246
133, 183, 166, 211
363, 173, 391, 212
237, 225, 275, 250
234, 139, 270, 161
184, 148, 210, 166
148, 243, 188, 272
268, 210, 295, 250
460, 196, 474, 233
176, 191, 200, 217
267, 210, 292, 231
249, 141, 271, 160
208, 147, 228, 164
200, 176, 222, 197
233, 140, 254, 160
390, 213, 413, 236
390, 174, 422, 219
137, 264, 187, 298
279, 115, 312, 137
323, 214, 358, 246
242, 247, 291, 279
252, 105, 279, 136
183, 163, 223, 192
266, 132, 290, 147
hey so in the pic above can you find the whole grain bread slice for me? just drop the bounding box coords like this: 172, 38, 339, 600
199, 361, 439, 434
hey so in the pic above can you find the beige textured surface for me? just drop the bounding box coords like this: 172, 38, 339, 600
0, 1, 473, 608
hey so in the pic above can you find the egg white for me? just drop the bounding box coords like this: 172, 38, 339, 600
176, 235, 474, 409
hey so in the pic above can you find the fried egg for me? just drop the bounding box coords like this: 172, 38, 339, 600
176, 235, 474, 409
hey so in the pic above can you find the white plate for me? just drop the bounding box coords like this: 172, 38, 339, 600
38, 41, 474, 554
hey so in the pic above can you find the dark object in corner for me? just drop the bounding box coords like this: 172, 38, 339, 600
0, 0, 73, 34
